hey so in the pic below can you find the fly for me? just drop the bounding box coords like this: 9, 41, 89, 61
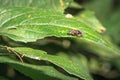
67, 29, 82, 37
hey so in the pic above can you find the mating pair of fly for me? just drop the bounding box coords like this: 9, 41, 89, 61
67, 29, 82, 37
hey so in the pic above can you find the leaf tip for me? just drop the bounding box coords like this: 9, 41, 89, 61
99, 26, 106, 33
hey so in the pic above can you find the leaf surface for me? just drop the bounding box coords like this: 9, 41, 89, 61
13, 47, 93, 80
0, 0, 72, 12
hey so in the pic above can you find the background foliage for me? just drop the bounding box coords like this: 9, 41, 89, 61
0, 0, 120, 80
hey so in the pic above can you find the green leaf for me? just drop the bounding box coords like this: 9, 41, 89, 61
0, 0, 72, 12
0, 57, 77, 80
57, 52, 90, 77
76, 10, 106, 33
13, 47, 93, 80
0, 7, 119, 55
